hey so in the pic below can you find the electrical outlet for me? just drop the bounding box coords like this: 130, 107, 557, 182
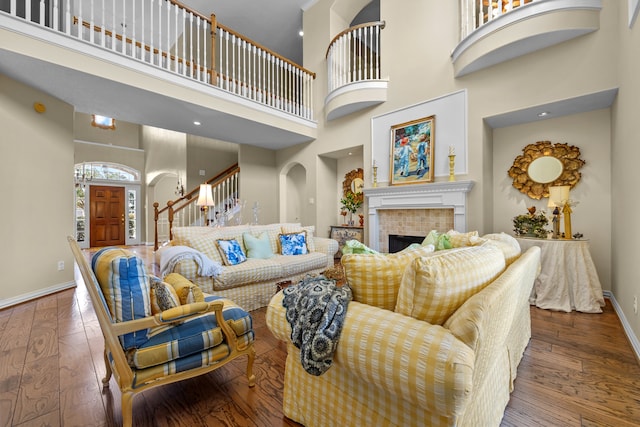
634, 296, 638, 315
57, 261, 65, 271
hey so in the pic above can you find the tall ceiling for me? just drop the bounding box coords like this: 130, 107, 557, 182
181, 0, 310, 65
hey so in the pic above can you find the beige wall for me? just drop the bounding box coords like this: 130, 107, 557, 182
74, 112, 140, 148
492, 109, 612, 290
0, 75, 75, 305
612, 4, 640, 342
238, 145, 278, 225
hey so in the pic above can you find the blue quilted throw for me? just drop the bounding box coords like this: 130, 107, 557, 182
282, 275, 352, 376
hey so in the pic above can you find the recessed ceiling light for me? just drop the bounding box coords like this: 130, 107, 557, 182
348, 152, 353, 156
194, 121, 201, 126
537, 111, 550, 117
298, 30, 304, 37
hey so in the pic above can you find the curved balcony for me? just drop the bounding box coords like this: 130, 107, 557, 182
452, 0, 602, 77
325, 21, 387, 121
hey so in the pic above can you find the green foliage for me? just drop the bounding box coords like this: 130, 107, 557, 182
340, 192, 362, 213
513, 211, 549, 238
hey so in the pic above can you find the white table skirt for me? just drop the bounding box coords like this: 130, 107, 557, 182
516, 237, 605, 313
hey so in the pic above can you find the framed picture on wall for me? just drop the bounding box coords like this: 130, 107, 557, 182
389, 115, 435, 185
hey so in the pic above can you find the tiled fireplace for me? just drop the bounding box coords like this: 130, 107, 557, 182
364, 181, 474, 252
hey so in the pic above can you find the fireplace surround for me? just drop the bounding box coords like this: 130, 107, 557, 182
364, 181, 474, 252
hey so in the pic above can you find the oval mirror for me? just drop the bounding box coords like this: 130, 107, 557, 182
508, 141, 585, 199
527, 156, 563, 184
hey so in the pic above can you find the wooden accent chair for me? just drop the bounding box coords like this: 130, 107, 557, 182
68, 237, 256, 427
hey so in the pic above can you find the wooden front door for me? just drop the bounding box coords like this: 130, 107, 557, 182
90, 186, 125, 247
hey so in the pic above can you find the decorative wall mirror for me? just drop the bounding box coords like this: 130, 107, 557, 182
508, 141, 585, 199
342, 168, 364, 204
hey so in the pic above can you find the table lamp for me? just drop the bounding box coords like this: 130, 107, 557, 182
197, 184, 215, 225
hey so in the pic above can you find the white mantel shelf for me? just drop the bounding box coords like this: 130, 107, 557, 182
363, 180, 475, 251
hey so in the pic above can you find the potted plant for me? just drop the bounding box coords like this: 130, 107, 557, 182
512, 207, 549, 238
340, 192, 363, 226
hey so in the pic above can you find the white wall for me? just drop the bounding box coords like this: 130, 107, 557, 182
493, 109, 612, 290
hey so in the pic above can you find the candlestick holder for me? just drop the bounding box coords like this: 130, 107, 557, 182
448, 155, 456, 182
372, 166, 378, 187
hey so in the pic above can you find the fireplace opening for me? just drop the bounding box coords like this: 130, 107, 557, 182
389, 234, 425, 253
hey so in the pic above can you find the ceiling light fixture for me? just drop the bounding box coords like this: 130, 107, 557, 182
194, 121, 201, 126
537, 111, 550, 117
298, 30, 304, 37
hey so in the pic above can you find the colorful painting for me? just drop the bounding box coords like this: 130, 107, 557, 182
390, 115, 435, 185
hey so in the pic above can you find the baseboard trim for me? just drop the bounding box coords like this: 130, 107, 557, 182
0, 281, 76, 310
604, 291, 640, 362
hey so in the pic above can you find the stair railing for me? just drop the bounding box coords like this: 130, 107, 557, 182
153, 163, 240, 250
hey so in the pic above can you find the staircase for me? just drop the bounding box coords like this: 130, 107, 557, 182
153, 164, 240, 250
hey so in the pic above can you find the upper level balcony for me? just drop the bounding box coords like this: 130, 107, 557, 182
324, 20, 387, 121
0, 0, 317, 149
452, 0, 602, 77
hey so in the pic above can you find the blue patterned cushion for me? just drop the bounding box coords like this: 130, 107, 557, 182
216, 239, 247, 266
279, 232, 308, 255
131, 296, 254, 369
92, 247, 151, 350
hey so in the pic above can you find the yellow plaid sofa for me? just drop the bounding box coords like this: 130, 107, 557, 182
159, 223, 339, 311
267, 235, 541, 427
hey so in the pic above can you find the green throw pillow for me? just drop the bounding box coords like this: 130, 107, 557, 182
243, 232, 274, 259
422, 230, 453, 251
341, 240, 380, 255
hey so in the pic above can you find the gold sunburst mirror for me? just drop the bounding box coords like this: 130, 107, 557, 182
342, 168, 364, 204
508, 141, 585, 199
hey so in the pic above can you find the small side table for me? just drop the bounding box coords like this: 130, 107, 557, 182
516, 237, 605, 313
329, 225, 364, 258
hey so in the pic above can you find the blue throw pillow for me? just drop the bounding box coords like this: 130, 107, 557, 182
279, 232, 308, 255
216, 239, 247, 266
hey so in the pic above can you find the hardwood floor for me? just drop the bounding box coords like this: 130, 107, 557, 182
1, 245, 639, 426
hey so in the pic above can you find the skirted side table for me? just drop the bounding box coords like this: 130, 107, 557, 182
516, 237, 605, 313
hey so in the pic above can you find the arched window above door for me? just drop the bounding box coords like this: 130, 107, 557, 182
74, 162, 140, 187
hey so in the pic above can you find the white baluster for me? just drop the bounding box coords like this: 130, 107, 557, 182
132, 0, 137, 59
9, 0, 16, 15
39, 0, 44, 26
181, 8, 186, 76
231, 34, 236, 93
173, 4, 178, 72
89, 0, 95, 43
65, 0, 70, 35
78, 0, 83, 40
188, 13, 194, 78
25, 0, 31, 23
196, 16, 201, 80
53, 0, 59, 31
165, 1, 170, 69
224, 30, 230, 91
150, 0, 156, 64
243, 40, 247, 96
121, 0, 126, 54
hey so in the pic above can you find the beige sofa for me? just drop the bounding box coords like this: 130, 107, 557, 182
267, 233, 541, 426
158, 223, 339, 311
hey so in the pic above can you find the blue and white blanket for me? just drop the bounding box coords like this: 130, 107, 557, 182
282, 275, 352, 376
159, 245, 224, 278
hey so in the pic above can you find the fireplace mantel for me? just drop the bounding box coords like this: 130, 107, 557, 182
363, 180, 474, 251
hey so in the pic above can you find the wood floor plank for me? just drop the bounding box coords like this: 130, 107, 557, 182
12, 355, 60, 425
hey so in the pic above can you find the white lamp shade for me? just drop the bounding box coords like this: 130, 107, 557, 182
548, 185, 570, 207
196, 184, 214, 206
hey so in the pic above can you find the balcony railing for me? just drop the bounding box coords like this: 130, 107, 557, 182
326, 21, 385, 94
1, 0, 315, 120
460, 0, 534, 39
